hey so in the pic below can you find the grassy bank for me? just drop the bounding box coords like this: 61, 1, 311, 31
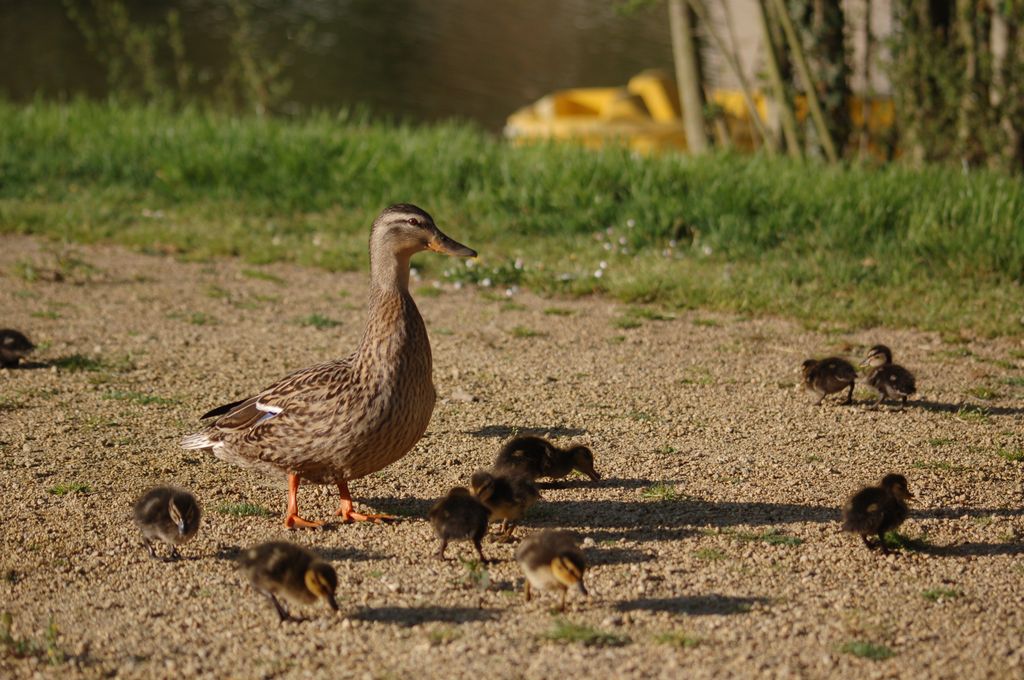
1, 100, 1022, 335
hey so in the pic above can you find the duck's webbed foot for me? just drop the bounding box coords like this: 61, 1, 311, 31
284, 473, 323, 529
334, 481, 398, 523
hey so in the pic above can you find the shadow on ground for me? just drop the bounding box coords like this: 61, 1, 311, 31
467, 424, 588, 439
615, 595, 767, 616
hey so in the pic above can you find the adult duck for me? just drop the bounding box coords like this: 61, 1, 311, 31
183, 204, 475, 527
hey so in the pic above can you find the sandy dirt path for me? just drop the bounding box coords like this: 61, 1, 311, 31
1, 235, 1023, 679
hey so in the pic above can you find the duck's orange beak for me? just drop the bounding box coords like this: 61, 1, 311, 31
427, 228, 476, 258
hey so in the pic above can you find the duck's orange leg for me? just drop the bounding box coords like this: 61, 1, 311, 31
334, 481, 399, 523
284, 474, 323, 529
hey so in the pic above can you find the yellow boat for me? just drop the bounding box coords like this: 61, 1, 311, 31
503, 69, 894, 155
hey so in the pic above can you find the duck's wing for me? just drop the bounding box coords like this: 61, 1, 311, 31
842, 487, 887, 533
182, 358, 356, 450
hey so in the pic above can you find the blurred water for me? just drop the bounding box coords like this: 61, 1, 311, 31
0, 0, 675, 129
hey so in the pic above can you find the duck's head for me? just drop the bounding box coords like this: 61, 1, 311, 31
168, 495, 200, 537
861, 345, 893, 368
550, 553, 588, 595
881, 473, 913, 501
304, 562, 340, 611
0, 330, 34, 353
469, 470, 496, 504
801, 359, 817, 376
371, 204, 476, 260
569, 446, 600, 481
447, 486, 475, 501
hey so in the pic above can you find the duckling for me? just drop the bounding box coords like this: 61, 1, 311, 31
495, 436, 601, 482
841, 473, 913, 554
0, 329, 35, 368
801, 357, 857, 405
428, 487, 490, 562
132, 486, 201, 560
470, 469, 540, 541
515, 529, 588, 612
861, 345, 916, 408
238, 541, 339, 622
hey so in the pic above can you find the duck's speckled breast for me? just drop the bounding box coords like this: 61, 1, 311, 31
314, 289, 436, 481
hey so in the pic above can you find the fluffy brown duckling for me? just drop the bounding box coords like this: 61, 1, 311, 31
428, 486, 490, 562
515, 529, 588, 612
801, 357, 857, 405
132, 486, 201, 560
238, 541, 339, 622
861, 345, 916, 408
495, 436, 600, 482
0, 329, 35, 368
841, 473, 913, 554
470, 469, 540, 541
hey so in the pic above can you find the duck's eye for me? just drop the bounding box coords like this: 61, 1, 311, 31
407, 218, 420, 226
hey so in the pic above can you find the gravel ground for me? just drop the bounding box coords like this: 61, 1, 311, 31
2, 235, 1023, 679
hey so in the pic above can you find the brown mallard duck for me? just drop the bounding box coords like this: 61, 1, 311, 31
428, 486, 490, 562
861, 345, 916, 408
182, 205, 476, 528
132, 486, 201, 560
841, 473, 913, 554
0, 329, 35, 368
494, 436, 600, 482
801, 357, 857, 405
470, 468, 540, 541
238, 541, 339, 622
515, 529, 588, 612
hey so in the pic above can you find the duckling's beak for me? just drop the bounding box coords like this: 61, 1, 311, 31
858, 356, 872, 367
585, 468, 601, 482
326, 592, 339, 611
427, 229, 476, 258
576, 580, 588, 596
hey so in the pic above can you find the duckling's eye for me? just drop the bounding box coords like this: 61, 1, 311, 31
407, 218, 420, 226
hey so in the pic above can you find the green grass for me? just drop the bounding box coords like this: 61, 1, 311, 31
2, 102, 1022, 334
967, 386, 1000, 400
642, 483, 684, 501
922, 587, 963, 602
240, 268, 285, 284
956, 405, 990, 423
543, 307, 574, 316
0, 613, 66, 665
653, 630, 702, 648
47, 482, 91, 496
215, 502, 273, 517
51, 354, 105, 372
734, 529, 804, 546
542, 619, 629, 647
299, 313, 341, 329
509, 325, 545, 338
883, 531, 928, 551
694, 548, 727, 561
997, 447, 1024, 462
415, 285, 442, 298
840, 641, 895, 661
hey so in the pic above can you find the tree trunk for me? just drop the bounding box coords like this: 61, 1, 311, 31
758, 0, 802, 158
769, 0, 840, 161
686, 0, 777, 153
668, 0, 709, 154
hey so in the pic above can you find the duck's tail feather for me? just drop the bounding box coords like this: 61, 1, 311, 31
181, 430, 215, 450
